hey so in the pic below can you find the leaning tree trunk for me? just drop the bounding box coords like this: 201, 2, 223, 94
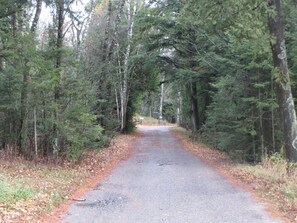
268, 0, 297, 161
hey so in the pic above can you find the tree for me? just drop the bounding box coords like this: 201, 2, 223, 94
133, 0, 284, 161
268, 0, 297, 161
85, 0, 157, 133
0, 0, 103, 160
20, 0, 42, 156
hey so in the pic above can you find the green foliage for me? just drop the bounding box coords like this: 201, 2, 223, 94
61, 111, 103, 160
0, 175, 34, 205
0, 1, 105, 160
205, 74, 253, 151
163, 103, 175, 123
202, 34, 281, 161
133, 0, 288, 162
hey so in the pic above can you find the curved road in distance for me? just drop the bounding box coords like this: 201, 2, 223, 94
60, 126, 283, 223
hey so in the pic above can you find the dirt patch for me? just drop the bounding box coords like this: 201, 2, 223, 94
171, 128, 292, 223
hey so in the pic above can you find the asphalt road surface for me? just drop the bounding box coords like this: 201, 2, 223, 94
60, 126, 283, 223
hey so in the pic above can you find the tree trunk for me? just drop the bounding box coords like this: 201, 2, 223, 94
120, 0, 137, 132
19, 7, 28, 155
11, 13, 17, 38
34, 108, 38, 157
268, 0, 297, 161
31, 0, 42, 33
109, 0, 126, 59
102, 0, 112, 61
177, 91, 182, 125
271, 74, 276, 152
190, 81, 199, 132
159, 75, 165, 122
20, 68, 29, 155
53, 0, 65, 159
56, 0, 64, 69
19, 0, 42, 157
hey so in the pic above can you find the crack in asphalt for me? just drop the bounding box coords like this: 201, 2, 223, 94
157, 161, 174, 166
75, 194, 129, 209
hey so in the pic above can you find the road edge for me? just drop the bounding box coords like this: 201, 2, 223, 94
170, 127, 291, 223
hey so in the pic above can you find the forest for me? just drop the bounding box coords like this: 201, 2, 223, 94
1, 0, 297, 162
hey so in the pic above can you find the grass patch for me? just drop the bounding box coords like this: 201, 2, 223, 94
244, 156, 297, 213
283, 182, 297, 201
49, 191, 63, 206
172, 126, 190, 137
0, 161, 89, 223
239, 161, 297, 221
0, 163, 85, 210
0, 174, 34, 206
41, 168, 84, 185
134, 114, 167, 125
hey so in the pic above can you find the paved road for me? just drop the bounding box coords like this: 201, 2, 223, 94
60, 126, 283, 223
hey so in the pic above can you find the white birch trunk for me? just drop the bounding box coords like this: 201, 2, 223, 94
159, 75, 165, 123
115, 88, 120, 120
177, 92, 182, 125
120, 0, 137, 131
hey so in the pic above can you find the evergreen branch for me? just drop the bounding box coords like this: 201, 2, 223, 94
157, 55, 180, 68
0, 1, 27, 19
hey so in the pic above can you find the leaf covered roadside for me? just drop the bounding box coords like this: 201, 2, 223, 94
0, 133, 138, 223
172, 127, 295, 223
